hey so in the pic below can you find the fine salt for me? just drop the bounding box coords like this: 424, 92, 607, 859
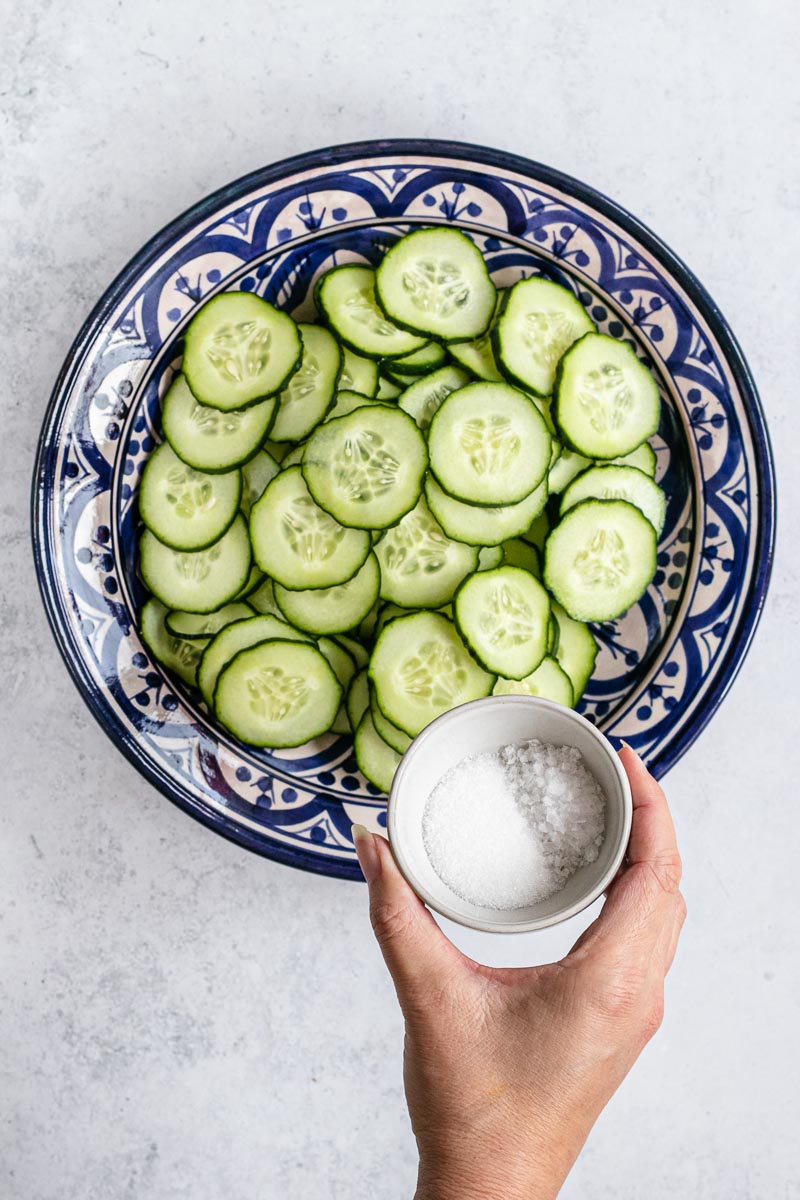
422, 738, 606, 910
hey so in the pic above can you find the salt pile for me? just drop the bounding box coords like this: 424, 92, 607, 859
422, 738, 606, 910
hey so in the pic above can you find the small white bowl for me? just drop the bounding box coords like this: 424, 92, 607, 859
387, 695, 633, 934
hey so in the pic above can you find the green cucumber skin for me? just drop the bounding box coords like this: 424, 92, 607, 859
552, 333, 660, 458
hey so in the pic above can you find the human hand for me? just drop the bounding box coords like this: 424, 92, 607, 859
353, 746, 686, 1200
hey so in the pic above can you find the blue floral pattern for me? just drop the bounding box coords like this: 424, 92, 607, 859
33, 141, 775, 879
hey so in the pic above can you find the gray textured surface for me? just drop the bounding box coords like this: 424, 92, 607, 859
1, 1, 798, 1196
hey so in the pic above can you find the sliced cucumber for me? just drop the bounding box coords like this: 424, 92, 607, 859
346, 669, 370, 730
501, 538, 541, 576
339, 346, 379, 396
269, 324, 342, 442
561, 464, 666, 533
428, 382, 551, 506
554, 333, 660, 459
140, 598, 207, 687
493, 277, 595, 397
315, 264, 426, 359
376, 376, 403, 400
608, 442, 658, 477
234, 564, 265, 600
279, 443, 306, 469
302, 405, 427, 529
162, 374, 276, 472
383, 366, 425, 389
375, 228, 496, 342
318, 636, 357, 693
183, 292, 302, 411
454, 565, 550, 679
139, 442, 242, 551
374, 602, 412, 638
374, 496, 478, 608
248, 578, 283, 618
369, 611, 494, 737
198, 613, 309, 707
324, 389, 382, 422
165, 602, 254, 639
477, 545, 504, 571
330, 705, 352, 735
492, 656, 574, 706
274, 552, 381, 635
552, 602, 597, 701
425, 474, 547, 547
250, 466, 371, 590
214, 639, 342, 747
544, 499, 657, 621
520, 510, 551, 550
371, 697, 413, 755
355, 712, 402, 792
263, 439, 291, 462
398, 365, 471, 432
333, 634, 369, 670
390, 340, 448, 375
548, 447, 592, 494
448, 292, 505, 381
358, 601, 380, 643
240, 450, 281, 515
140, 513, 251, 613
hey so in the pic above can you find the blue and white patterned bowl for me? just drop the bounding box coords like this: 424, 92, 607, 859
32, 140, 775, 879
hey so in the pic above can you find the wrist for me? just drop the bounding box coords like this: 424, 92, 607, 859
414, 1146, 563, 1200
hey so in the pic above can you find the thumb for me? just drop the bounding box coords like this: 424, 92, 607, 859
352, 824, 463, 1009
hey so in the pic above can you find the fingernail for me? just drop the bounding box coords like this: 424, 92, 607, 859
606, 735, 624, 752
352, 824, 380, 883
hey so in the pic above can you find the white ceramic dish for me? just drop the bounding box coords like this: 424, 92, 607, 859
387, 695, 633, 933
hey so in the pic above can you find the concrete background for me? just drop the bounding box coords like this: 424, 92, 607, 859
2, 1, 798, 1196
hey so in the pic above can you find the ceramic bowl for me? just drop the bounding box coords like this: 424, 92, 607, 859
387, 695, 632, 932
32, 140, 775, 877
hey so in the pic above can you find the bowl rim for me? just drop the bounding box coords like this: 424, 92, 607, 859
387, 694, 634, 933
30, 138, 776, 873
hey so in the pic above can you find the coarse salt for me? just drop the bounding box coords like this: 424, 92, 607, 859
422, 738, 606, 910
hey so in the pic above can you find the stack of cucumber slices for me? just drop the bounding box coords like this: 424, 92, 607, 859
138, 228, 665, 792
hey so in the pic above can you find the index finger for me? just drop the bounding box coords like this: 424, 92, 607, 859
619, 745, 682, 893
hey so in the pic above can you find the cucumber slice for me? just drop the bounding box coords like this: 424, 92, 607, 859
548, 447, 592, 494
315, 265, 426, 359
165, 602, 254, 640
383, 366, 425, 389
340, 347, 379, 396
250, 467, 371, 590
454, 565, 550, 679
332, 633, 370, 670
552, 602, 598, 701
398, 365, 472, 432
371, 697, 413, 755
374, 496, 478, 608
520, 510, 551, 550
374, 602, 413, 638
355, 712, 402, 793
376, 376, 402, 400
346, 669, 370, 730
140, 598, 208, 687
324, 390, 382, 422
390, 340, 448, 375
477, 545, 504, 571
183, 292, 302, 411
501, 538, 541, 576
369, 611, 494, 737
302, 405, 428, 529
162, 374, 276, 472
428, 382, 551, 506
375, 228, 496, 342
543, 499, 657, 622
448, 292, 505, 381
240, 450, 281, 515
331, 705, 352, 735
274, 553, 381, 635
269, 324, 342, 442
317, 636, 357, 692
358, 601, 380, 643
263, 439, 291, 462
214, 640, 342, 747
140, 513, 251, 613
493, 277, 595, 397
560, 464, 666, 534
198, 613, 310, 707
280, 443, 307, 468
424, 474, 548, 547
139, 442, 242, 551
492, 656, 574, 706
248, 578, 283, 617
554, 333, 661, 459
234, 564, 265, 600
607, 442, 658, 477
